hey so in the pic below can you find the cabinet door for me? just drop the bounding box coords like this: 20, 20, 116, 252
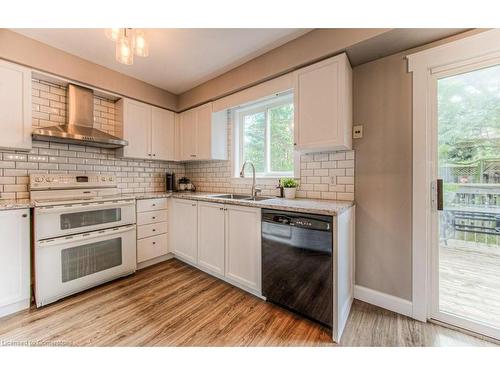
137, 234, 168, 263
0, 61, 32, 151
121, 99, 152, 159
151, 107, 175, 161
196, 103, 213, 160
179, 109, 197, 160
225, 205, 261, 293
170, 199, 198, 264
0, 209, 30, 317
198, 201, 225, 276
294, 54, 351, 152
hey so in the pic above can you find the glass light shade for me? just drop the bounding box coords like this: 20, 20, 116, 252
133, 29, 149, 57
105, 28, 122, 41
116, 35, 134, 65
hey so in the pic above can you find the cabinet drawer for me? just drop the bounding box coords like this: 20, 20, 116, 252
137, 198, 167, 212
137, 222, 167, 239
137, 234, 168, 263
137, 210, 167, 225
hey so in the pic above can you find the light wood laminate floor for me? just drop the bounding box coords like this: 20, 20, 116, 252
0, 259, 495, 347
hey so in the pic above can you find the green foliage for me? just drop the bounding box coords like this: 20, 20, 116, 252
243, 112, 265, 173
242, 102, 294, 174
281, 177, 299, 188
270, 103, 294, 172
438, 64, 500, 164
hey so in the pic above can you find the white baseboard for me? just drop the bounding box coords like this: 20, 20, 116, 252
354, 285, 413, 318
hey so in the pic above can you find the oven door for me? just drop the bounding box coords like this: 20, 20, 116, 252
35, 199, 136, 240
35, 224, 137, 307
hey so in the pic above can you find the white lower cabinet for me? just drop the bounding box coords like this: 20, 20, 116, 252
169, 199, 198, 264
0, 209, 30, 317
136, 198, 170, 266
169, 198, 261, 296
224, 205, 261, 293
137, 234, 168, 263
197, 202, 225, 276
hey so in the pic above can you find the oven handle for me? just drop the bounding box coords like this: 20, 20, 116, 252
37, 224, 136, 247
36, 199, 135, 213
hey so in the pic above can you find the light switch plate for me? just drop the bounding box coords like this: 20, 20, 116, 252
353, 125, 363, 139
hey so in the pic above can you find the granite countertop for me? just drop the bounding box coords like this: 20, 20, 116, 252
133, 192, 172, 200
0, 199, 33, 211
0, 191, 354, 216
171, 191, 354, 216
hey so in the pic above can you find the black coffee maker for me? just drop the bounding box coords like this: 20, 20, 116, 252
166, 172, 175, 192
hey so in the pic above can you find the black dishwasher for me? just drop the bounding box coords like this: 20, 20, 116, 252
262, 209, 333, 327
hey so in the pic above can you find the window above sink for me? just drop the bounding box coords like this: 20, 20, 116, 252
233, 92, 300, 179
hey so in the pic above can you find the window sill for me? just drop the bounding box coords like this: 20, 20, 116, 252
231, 176, 296, 185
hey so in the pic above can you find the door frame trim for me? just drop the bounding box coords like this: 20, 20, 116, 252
407, 28, 500, 322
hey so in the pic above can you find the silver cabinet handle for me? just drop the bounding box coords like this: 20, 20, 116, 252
22, 214, 28, 218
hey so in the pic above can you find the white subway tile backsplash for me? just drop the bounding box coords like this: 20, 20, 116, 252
1, 79, 355, 201
0, 79, 185, 200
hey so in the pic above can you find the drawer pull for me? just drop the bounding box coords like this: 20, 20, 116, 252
152, 242, 156, 245
152, 229, 156, 232
152, 203, 156, 206
152, 216, 156, 219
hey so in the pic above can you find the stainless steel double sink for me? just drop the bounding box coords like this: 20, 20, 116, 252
209, 194, 272, 202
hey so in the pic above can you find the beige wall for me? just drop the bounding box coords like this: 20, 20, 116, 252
0, 29, 178, 111
353, 53, 413, 300
352, 29, 484, 301
178, 28, 391, 110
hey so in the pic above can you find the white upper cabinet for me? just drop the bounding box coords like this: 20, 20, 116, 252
179, 107, 198, 160
0, 60, 32, 151
151, 106, 175, 161
117, 99, 151, 159
293, 53, 352, 152
179, 102, 227, 161
117, 98, 175, 161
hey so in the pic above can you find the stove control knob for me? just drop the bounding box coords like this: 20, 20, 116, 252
45, 177, 54, 182
34, 177, 43, 182
101, 176, 106, 181
109, 177, 114, 182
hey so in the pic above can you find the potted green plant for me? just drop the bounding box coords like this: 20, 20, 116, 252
281, 178, 299, 199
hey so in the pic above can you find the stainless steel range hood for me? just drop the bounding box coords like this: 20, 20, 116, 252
32, 84, 128, 149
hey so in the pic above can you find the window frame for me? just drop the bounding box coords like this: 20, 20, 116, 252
233, 92, 299, 179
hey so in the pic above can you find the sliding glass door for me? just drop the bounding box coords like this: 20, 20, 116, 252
432, 61, 500, 340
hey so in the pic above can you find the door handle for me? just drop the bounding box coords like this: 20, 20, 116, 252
437, 179, 443, 211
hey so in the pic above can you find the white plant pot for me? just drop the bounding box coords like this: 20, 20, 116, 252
283, 187, 297, 199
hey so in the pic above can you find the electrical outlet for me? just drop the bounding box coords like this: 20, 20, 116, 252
353, 125, 363, 139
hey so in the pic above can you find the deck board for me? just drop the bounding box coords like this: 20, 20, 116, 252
440, 240, 500, 329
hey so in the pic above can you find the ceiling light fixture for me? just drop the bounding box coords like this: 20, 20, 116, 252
105, 28, 149, 65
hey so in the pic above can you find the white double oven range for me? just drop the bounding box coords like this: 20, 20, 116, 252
30, 173, 137, 307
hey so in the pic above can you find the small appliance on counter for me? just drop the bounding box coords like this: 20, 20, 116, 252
166, 172, 176, 192
178, 177, 196, 192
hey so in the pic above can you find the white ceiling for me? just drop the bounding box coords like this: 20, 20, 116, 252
12, 28, 311, 94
